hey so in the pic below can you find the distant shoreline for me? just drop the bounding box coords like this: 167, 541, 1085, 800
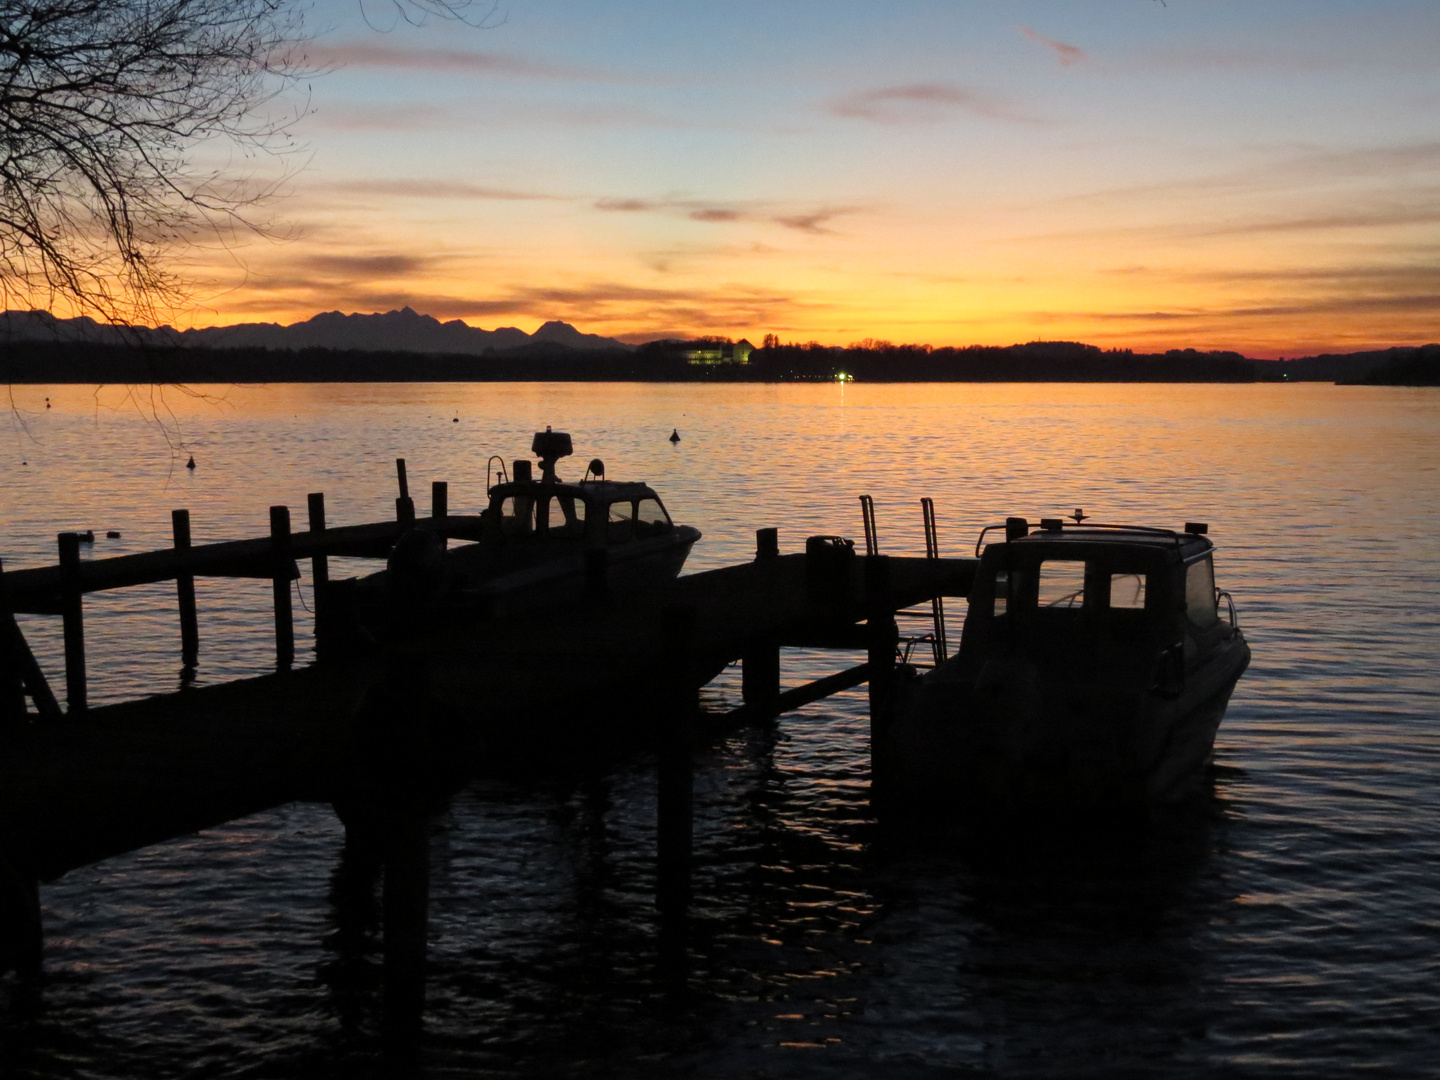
2, 339, 1436, 386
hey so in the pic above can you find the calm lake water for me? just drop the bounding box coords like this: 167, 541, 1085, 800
2, 382, 1438, 1078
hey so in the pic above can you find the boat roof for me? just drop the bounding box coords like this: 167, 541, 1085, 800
488, 479, 660, 503
981, 523, 1214, 563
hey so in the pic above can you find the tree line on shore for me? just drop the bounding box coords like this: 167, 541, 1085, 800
2, 336, 1435, 385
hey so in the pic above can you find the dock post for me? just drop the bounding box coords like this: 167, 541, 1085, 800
656, 604, 696, 909
742, 639, 780, 716
865, 555, 898, 803
57, 531, 86, 714
755, 527, 779, 560
382, 811, 431, 1042
395, 459, 415, 530
0, 854, 41, 977
270, 506, 294, 670
656, 603, 696, 985
0, 560, 24, 724
1, 559, 62, 723
307, 493, 330, 660
395, 458, 409, 499
430, 481, 448, 523
172, 509, 199, 673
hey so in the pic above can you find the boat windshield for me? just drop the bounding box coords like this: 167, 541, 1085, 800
1186, 557, 1219, 627
1038, 560, 1086, 608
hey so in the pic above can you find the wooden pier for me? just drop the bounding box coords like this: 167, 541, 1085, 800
0, 470, 974, 978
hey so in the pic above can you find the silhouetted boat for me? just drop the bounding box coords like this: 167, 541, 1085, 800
358, 429, 701, 626
878, 518, 1249, 818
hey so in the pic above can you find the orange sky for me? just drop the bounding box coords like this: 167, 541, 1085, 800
148, 1, 1440, 357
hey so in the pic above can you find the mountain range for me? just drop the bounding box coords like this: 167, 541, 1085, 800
0, 307, 630, 354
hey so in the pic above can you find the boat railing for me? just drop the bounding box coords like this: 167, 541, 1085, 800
486, 456, 509, 493
1217, 589, 1239, 629
973, 520, 1200, 556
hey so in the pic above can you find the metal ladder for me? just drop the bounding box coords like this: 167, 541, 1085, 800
857, 495, 950, 667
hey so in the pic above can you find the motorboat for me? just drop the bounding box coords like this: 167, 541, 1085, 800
346, 429, 701, 635
877, 517, 1250, 818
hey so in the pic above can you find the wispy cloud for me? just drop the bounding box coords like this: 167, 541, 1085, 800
595, 196, 860, 234
307, 42, 653, 84
329, 179, 566, 201
1019, 26, 1086, 67
826, 83, 1042, 124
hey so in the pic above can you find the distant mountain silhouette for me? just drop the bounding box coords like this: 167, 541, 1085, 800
0, 307, 629, 354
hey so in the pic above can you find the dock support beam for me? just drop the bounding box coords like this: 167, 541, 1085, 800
382, 813, 431, 1039
172, 509, 199, 674
270, 506, 294, 670
656, 604, 696, 922
307, 494, 330, 660
1, 560, 61, 724
0, 855, 41, 977
865, 555, 898, 804
58, 531, 86, 714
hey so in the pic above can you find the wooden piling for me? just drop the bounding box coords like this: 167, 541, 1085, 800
431, 481, 448, 522
172, 509, 199, 671
269, 506, 294, 670
0, 560, 25, 724
382, 813, 431, 1035
755, 526, 779, 560
741, 638, 780, 713
865, 555, 899, 804
395, 458, 409, 500
0, 559, 61, 723
307, 494, 330, 660
0, 854, 41, 977
58, 531, 86, 714
656, 604, 696, 915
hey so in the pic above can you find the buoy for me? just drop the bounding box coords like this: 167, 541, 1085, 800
186, 455, 196, 470
452, 417, 459, 423
669, 428, 681, 443
106, 530, 121, 539
45, 397, 51, 409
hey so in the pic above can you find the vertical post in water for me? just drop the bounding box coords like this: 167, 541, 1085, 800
308, 493, 329, 660
395, 458, 415, 530
270, 506, 294, 670
656, 603, 696, 985
382, 812, 431, 1042
172, 509, 199, 673
0, 560, 25, 725
57, 532, 86, 714
865, 554, 897, 806
430, 481, 447, 523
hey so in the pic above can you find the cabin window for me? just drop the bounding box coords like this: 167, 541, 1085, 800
1110, 573, 1147, 609
1186, 557, 1219, 627
1037, 560, 1086, 608
544, 495, 585, 538
635, 498, 671, 537
498, 495, 534, 534
607, 499, 634, 543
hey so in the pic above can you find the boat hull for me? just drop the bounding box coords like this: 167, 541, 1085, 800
878, 633, 1250, 820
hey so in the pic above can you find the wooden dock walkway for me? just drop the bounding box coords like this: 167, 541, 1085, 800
0, 473, 974, 977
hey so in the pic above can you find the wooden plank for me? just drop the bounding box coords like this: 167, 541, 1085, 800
1, 515, 488, 611
723, 663, 872, 725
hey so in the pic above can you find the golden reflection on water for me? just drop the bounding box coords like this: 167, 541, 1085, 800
2, 382, 1438, 1078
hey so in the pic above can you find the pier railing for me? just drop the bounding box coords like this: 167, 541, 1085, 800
1, 460, 462, 720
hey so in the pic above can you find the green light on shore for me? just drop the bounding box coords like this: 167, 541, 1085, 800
836, 372, 853, 382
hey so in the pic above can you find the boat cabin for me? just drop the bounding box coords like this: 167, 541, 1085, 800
485, 480, 675, 547
961, 520, 1235, 685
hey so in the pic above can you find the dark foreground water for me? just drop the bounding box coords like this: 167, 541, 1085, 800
2, 383, 1437, 1077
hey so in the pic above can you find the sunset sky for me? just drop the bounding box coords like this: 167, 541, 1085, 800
180, 0, 1439, 356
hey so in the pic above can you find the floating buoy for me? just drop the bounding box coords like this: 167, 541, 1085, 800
669, 428, 681, 443
452, 417, 459, 423
106, 530, 121, 539
186, 455, 196, 470
45, 397, 51, 409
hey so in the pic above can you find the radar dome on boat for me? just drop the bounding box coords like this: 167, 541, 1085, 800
531, 428, 573, 461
